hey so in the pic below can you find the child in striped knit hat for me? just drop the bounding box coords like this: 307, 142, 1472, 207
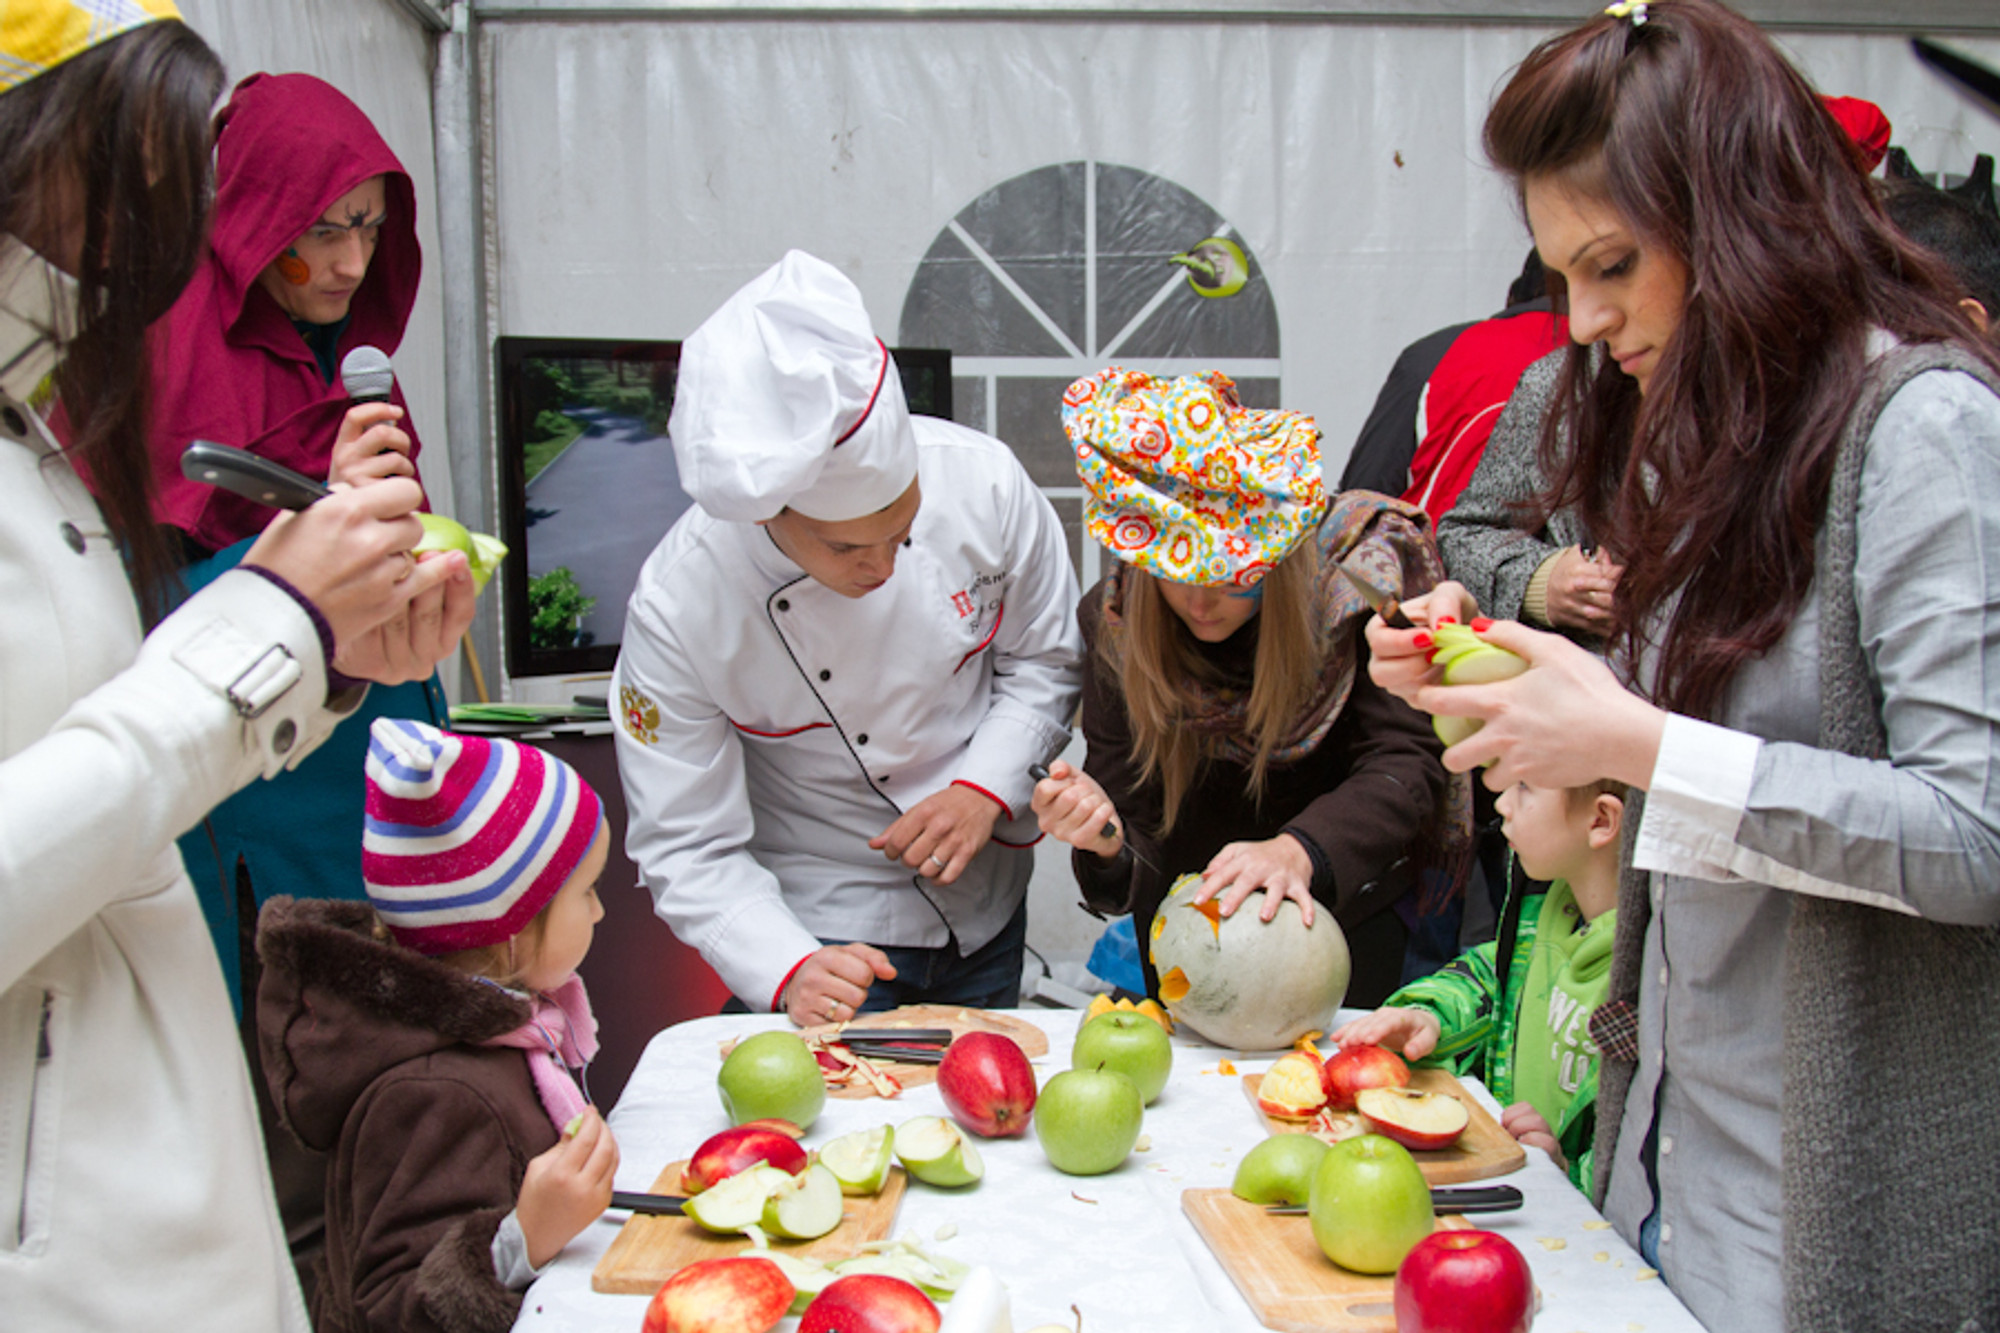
254, 719, 619, 1332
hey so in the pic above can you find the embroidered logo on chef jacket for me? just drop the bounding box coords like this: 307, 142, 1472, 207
621, 685, 660, 745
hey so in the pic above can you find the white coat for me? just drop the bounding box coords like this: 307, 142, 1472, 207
612, 419, 1083, 1009
0, 358, 351, 1328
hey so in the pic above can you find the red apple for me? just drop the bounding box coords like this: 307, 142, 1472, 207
682, 1124, 810, 1195
736, 1117, 807, 1139
1357, 1086, 1471, 1151
1394, 1229, 1536, 1333
1322, 1043, 1411, 1111
643, 1256, 795, 1333
799, 1273, 941, 1333
936, 1032, 1037, 1138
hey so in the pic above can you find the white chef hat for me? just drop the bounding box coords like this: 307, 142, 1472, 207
670, 250, 918, 523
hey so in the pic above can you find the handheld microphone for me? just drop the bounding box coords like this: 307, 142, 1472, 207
339, 345, 395, 404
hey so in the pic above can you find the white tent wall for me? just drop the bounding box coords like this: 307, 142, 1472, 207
477, 9, 2000, 979
173, 0, 461, 700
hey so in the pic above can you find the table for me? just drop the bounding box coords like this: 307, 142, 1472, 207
515, 1008, 1707, 1332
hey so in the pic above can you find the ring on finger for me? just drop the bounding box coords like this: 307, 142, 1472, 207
393, 549, 416, 580
926, 853, 946, 871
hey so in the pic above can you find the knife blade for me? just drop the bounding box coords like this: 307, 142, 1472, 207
1338, 559, 1416, 630
1913, 37, 2000, 120
841, 1043, 948, 1065
609, 1190, 686, 1215
1267, 1183, 1523, 1216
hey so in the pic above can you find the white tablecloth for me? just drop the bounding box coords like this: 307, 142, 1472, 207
515, 1008, 1706, 1332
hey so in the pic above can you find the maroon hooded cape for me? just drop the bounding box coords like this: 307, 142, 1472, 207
146, 71, 424, 553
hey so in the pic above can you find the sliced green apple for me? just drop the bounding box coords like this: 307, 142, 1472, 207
682, 1162, 793, 1234
413, 511, 508, 593
762, 1253, 839, 1315
760, 1161, 846, 1240
894, 1115, 985, 1188
818, 1124, 896, 1195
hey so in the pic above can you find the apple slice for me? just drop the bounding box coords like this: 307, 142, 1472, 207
819, 1125, 896, 1195
761, 1162, 847, 1240
683, 1163, 794, 1233
1356, 1085, 1471, 1151
683, 1124, 811, 1195
762, 1254, 839, 1316
893, 1115, 985, 1188
1256, 1051, 1329, 1119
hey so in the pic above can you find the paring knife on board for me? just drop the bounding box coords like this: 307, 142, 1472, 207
1266, 1183, 1524, 1216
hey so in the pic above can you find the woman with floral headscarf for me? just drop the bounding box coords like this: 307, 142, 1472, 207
1032, 367, 1458, 1007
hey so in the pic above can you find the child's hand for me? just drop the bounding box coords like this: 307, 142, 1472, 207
1329, 1007, 1441, 1060
1500, 1101, 1565, 1170
518, 1106, 620, 1269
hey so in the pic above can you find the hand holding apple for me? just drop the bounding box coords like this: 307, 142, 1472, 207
517, 1104, 618, 1268
1393, 1229, 1536, 1333
1363, 580, 1481, 706
1330, 1007, 1442, 1061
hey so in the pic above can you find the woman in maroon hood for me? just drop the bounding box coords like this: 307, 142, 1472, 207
134, 72, 451, 1292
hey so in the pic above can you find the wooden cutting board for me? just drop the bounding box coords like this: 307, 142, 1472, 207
1183, 1188, 1473, 1333
1240, 1067, 1526, 1184
724, 1005, 1049, 1100
590, 1160, 909, 1294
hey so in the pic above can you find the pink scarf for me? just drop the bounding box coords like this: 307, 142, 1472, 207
480, 974, 600, 1132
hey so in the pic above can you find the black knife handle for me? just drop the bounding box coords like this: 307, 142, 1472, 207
181, 440, 332, 512
609, 1191, 685, 1216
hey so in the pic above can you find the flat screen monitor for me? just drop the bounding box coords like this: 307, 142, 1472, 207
496, 336, 953, 680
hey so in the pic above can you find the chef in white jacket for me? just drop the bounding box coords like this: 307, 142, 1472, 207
613, 251, 1083, 1027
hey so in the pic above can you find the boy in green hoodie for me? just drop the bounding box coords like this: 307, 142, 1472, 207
1332, 777, 1624, 1190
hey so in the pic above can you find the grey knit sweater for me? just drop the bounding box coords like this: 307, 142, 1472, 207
1589, 343, 2000, 1333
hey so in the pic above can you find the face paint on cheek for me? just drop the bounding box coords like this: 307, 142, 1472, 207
1228, 582, 1264, 604
275, 248, 310, 286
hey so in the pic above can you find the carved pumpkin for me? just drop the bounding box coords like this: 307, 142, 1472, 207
1148, 872, 1349, 1050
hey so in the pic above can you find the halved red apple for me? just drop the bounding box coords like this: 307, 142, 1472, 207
1355, 1085, 1470, 1151
683, 1125, 810, 1195
1256, 1051, 1330, 1119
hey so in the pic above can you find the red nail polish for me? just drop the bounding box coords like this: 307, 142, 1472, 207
1412, 631, 1434, 650
1437, 615, 1458, 626
1472, 617, 1494, 632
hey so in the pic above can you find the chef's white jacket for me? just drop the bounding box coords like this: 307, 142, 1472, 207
611, 419, 1084, 1009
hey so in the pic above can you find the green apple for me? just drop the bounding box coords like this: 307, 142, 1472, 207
893, 1115, 985, 1187
1427, 623, 1526, 749
718, 1030, 827, 1131
1033, 1067, 1144, 1176
1231, 1133, 1331, 1206
682, 1162, 793, 1233
1308, 1133, 1433, 1274
412, 512, 508, 593
759, 1162, 846, 1240
1071, 1011, 1174, 1106
818, 1124, 896, 1195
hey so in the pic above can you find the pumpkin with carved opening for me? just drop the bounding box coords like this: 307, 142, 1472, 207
1147, 872, 1350, 1051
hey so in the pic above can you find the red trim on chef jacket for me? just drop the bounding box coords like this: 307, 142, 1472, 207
952, 779, 1013, 821
772, 955, 811, 1014
832, 339, 890, 446
954, 600, 1004, 674
732, 719, 833, 738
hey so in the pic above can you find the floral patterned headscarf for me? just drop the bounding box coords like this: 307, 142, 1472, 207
1063, 366, 1328, 588
0, 0, 180, 92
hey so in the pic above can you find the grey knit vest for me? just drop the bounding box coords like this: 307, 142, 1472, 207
1590, 344, 2000, 1333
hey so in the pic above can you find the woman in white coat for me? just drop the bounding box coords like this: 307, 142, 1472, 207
0, 6, 474, 1328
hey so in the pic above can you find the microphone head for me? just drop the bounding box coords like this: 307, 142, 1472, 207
340, 345, 395, 402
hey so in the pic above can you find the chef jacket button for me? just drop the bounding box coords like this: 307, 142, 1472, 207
3, 405, 27, 438
1660, 1135, 1674, 1156
59, 522, 86, 554
877, 775, 889, 784
272, 720, 297, 755
1659, 1222, 1673, 1244
1658, 965, 1669, 987
776, 598, 790, 612
857, 734, 869, 746
819, 669, 831, 681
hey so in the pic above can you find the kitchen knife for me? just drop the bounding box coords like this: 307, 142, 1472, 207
1028, 762, 1122, 844
1912, 37, 2000, 121
841, 1043, 948, 1065
609, 1190, 686, 1215
1267, 1183, 1523, 1216
1337, 558, 1416, 630
181, 440, 331, 512
833, 1029, 954, 1044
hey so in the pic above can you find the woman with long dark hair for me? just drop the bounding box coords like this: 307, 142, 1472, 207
1367, 3, 2000, 1328
0, 6, 473, 1327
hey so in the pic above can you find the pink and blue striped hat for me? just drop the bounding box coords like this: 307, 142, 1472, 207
363, 720, 603, 956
